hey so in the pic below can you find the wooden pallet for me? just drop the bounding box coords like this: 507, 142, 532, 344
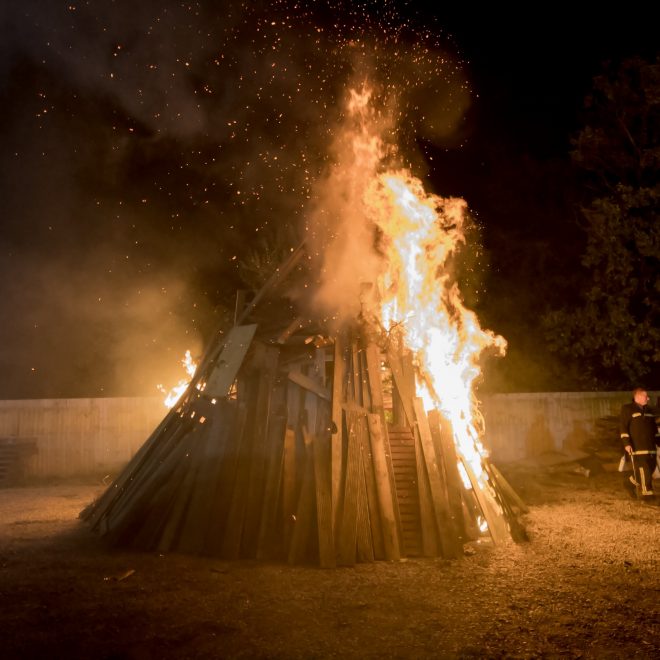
388, 427, 422, 557
0, 438, 38, 486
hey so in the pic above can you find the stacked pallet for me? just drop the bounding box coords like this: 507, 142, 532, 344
0, 437, 37, 487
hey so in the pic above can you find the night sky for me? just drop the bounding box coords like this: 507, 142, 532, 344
0, 1, 656, 399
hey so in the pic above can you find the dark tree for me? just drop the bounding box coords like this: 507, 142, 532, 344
544, 57, 660, 388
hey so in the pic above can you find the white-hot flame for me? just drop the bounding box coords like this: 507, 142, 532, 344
157, 349, 198, 409
367, 171, 506, 484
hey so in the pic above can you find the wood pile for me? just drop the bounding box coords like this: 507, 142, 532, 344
0, 437, 38, 487
82, 246, 526, 565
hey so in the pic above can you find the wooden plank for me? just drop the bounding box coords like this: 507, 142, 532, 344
366, 413, 401, 560
365, 342, 404, 548
221, 377, 260, 558
287, 432, 315, 565
355, 447, 375, 563
203, 324, 257, 398
83, 406, 182, 527
413, 400, 462, 559
174, 403, 235, 554
330, 336, 345, 531
256, 414, 287, 560
351, 339, 361, 405
386, 346, 415, 427
202, 400, 246, 555
414, 429, 439, 557
100, 418, 192, 533
157, 422, 212, 552
364, 344, 385, 410
356, 412, 384, 559
312, 423, 336, 568
102, 427, 192, 542
241, 346, 280, 556
120, 439, 195, 550
429, 410, 467, 545
337, 410, 361, 566
359, 348, 372, 411
287, 370, 331, 401
276, 317, 304, 344
487, 461, 529, 513
459, 456, 510, 544
282, 427, 297, 545
236, 241, 306, 325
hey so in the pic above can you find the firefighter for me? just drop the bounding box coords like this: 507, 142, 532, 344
620, 388, 660, 500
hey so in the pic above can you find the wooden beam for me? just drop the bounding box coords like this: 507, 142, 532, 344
366, 413, 401, 560
337, 410, 361, 566
236, 241, 307, 325
459, 456, 510, 545
241, 346, 280, 556
413, 399, 462, 559
414, 430, 439, 557
386, 346, 415, 428
203, 324, 257, 398
429, 410, 467, 544
330, 336, 345, 531
287, 370, 331, 401
288, 431, 316, 565
357, 415, 385, 560
312, 422, 336, 568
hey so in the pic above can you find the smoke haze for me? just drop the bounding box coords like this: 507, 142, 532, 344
0, 1, 471, 398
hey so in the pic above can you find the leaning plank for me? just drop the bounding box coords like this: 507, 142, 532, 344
355, 452, 375, 563
357, 417, 385, 560
287, 370, 331, 401
337, 410, 361, 566
459, 457, 510, 545
428, 410, 467, 543
241, 346, 280, 556
487, 461, 529, 513
386, 346, 415, 427
414, 430, 440, 557
288, 433, 316, 565
413, 399, 462, 559
183, 401, 236, 553
157, 422, 211, 552
236, 241, 306, 325
282, 426, 297, 545
364, 344, 385, 410
203, 324, 257, 398
221, 378, 261, 558
366, 414, 401, 560
330, 336, 345, 530
83, 407, 181, 527
312, 424, 336, 568
256, 414, 287, 560
103, 430, 191, 542
100, 419, 192, 533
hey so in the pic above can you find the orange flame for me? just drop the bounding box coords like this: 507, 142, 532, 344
339, 84, 506, 494
157, 349, 198, 409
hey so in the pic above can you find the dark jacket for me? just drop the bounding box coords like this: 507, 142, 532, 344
619, 401, 660, 452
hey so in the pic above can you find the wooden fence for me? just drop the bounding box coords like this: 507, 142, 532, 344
0, 397, 164, 479
0, 391, 655, 479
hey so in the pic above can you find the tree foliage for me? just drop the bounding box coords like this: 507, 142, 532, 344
544, 57, 660, 388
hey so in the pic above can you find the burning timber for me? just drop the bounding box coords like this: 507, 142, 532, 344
81, 245, 527, 567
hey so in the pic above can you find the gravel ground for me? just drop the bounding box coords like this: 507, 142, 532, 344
0, 467, 658, 659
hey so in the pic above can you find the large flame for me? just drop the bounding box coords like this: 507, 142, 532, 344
332, 83, 506, 490
367, 171, 506, 484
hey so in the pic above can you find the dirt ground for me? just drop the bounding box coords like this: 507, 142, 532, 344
0, 466, 658, 660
